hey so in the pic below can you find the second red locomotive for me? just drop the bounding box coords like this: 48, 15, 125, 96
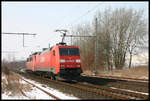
26, 42, 82, 80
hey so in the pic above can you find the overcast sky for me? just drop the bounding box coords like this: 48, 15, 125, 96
2, 1, 148, 61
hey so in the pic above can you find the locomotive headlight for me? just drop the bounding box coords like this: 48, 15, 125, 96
60, 59, 65, 63
76, 59, 81, 63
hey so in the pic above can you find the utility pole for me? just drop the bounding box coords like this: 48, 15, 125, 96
2, 32, 36, 47
94, 18, 99, 75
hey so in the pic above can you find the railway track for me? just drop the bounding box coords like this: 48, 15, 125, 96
106, 81, 148, 93
77, 75, 149, 93
75, 82, 148, 99
14, 70, 148, 100
12, 72, 61, 100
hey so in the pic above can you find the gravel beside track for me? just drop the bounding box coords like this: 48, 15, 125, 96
14, 70, 149, 100
75, 82, 148, 99
16, 71, 111, 99
76, 76, 149, 93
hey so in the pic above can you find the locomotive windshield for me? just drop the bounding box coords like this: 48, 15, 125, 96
59, 48, 80, 56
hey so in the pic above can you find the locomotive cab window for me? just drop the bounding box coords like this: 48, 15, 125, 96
59, 48, 80, 56
53, 50, 55, 56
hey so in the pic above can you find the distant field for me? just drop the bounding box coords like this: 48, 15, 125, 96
82, 66, 149, 80
125, 52, 148, 66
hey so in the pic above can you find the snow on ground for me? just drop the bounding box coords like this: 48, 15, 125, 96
2, 75, 79, 100
22, 77, 79, 100
2, 74, 8, 84
2, 92, 28, 99
2, 87, 54, 100
125, 52, 148, 67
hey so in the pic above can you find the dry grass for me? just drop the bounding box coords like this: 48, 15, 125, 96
2, 61, 32, 97
2, 72, 32, 97
82, 66, 149, 80
101, 66, 149, 79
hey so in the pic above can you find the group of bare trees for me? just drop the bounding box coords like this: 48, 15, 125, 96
71, 8, 148, 72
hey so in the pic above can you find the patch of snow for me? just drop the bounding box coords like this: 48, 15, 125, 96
2, 75, 8, 84
2, 92, 29, 99
24, 87, 54, 99
125, 52, 148, 67
20, 68, 26, 73
2, 73, 79, 100
19, 79, 27, 84
22, 77, 79, 99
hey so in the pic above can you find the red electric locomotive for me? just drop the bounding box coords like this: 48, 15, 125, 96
26, 42, 82, 80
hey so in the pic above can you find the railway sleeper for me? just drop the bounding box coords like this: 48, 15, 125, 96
76, 82, 148, 100
39, 77, 129, 100
107, 87, 148, 99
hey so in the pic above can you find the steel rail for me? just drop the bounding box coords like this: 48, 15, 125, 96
13, 72, 61, 100
39, 77, 133, 100
14, 70, 148, 100
16, 71, 130, 100
76, 82, 148, 99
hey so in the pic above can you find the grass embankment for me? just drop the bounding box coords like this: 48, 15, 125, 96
2, 62, 31, 97
82, 66, 149, 80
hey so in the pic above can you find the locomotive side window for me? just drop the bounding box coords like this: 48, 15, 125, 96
53, 50, 55, 56
27, 58, 29, 62
30, 57, 32, 61
59, 48, 80, 56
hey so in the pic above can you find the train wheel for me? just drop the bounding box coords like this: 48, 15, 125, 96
49, 72, 56, 80
44, 72, 49, 78
50, 75, 55, 80
52, 74, 56, 80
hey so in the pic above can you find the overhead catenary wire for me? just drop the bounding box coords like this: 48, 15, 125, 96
28, 3, 102, 53
57, 3, 102, 31
2, 32, 37, 61
61, 3, 102, 45
39, 3, 102, 48
2, 32, 37, 47
64, 3, 102, 46
2, 51, 20, 53
2, 3, 102, 61
69, 3, 102, 26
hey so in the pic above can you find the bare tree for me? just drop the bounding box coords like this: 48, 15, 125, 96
95, 8, 147, 70
95, 7, 114, 71
71, 7, 148, 72
126, 10, 148, 68
71, 22, 95, 71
